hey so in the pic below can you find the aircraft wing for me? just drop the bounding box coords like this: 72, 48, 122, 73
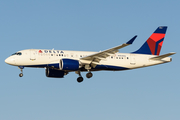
80, 35, 137, 63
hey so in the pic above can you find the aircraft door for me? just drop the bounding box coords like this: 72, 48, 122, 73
130, 54, 136, 65
30, 49, 36, 61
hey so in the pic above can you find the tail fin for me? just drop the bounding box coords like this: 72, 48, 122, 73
133, 26, 167, 55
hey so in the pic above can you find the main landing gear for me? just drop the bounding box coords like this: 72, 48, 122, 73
86, 72, 93, 78
76, 71, 83, 83
75, 71, 93, 83
18, 66, 24, 77
77, 76, 83, 83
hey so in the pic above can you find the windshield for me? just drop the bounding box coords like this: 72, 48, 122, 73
11, 52, 22, 56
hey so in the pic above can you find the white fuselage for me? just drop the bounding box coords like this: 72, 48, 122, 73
5, 49, 172, 71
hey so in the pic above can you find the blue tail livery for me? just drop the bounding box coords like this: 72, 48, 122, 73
133, 26, 167, 55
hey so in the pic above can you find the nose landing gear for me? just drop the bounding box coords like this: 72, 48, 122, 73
18, 66, 24, 77
19, 72, 23, 77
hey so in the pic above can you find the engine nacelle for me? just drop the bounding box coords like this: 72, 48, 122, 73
60, 59, 80, 71
46, 68, 64, 78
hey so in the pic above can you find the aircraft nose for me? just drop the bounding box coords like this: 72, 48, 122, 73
5, 57, 16, 65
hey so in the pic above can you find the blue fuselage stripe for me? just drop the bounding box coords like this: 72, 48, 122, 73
23, 64, 129, 71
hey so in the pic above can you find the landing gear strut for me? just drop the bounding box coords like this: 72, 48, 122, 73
75, 69, 93, 83
85, 65, 93, 79
75, 71, 83, 83
18, 66, 24, 77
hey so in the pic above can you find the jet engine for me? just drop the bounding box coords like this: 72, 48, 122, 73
59, 58, 80, 71
47, 58, 81, 71
46, 68, 65, 78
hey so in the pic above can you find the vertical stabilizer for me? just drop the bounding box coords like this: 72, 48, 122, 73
133, 26, 167, 55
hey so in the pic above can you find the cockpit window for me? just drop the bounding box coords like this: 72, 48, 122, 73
17, 52, 22, 55
11, 52, 22, 56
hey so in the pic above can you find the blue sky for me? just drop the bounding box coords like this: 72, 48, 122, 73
0, 0, 179, 120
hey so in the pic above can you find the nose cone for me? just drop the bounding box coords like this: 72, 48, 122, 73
5, 57, 16, 65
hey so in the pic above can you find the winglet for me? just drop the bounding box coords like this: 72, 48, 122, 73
126, 35, 137, 44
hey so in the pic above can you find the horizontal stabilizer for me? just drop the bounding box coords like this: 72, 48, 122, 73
149, 52, 176, 60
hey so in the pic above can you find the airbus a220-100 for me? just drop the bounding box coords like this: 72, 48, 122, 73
5, 26, 175, 82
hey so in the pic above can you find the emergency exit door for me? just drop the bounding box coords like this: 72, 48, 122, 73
30, 49, 36, 61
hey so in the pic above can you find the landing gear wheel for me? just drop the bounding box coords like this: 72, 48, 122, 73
86, 72, 93, 78
77, 77, 83, 83
18, 66, 24, 77
19, 73, 23, 77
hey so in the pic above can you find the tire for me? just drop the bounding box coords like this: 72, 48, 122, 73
77, 77, 83, 83
86, 72, 93, 78
19, 73, 23, 77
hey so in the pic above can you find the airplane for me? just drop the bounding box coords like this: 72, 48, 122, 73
5, 26, 175, 83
